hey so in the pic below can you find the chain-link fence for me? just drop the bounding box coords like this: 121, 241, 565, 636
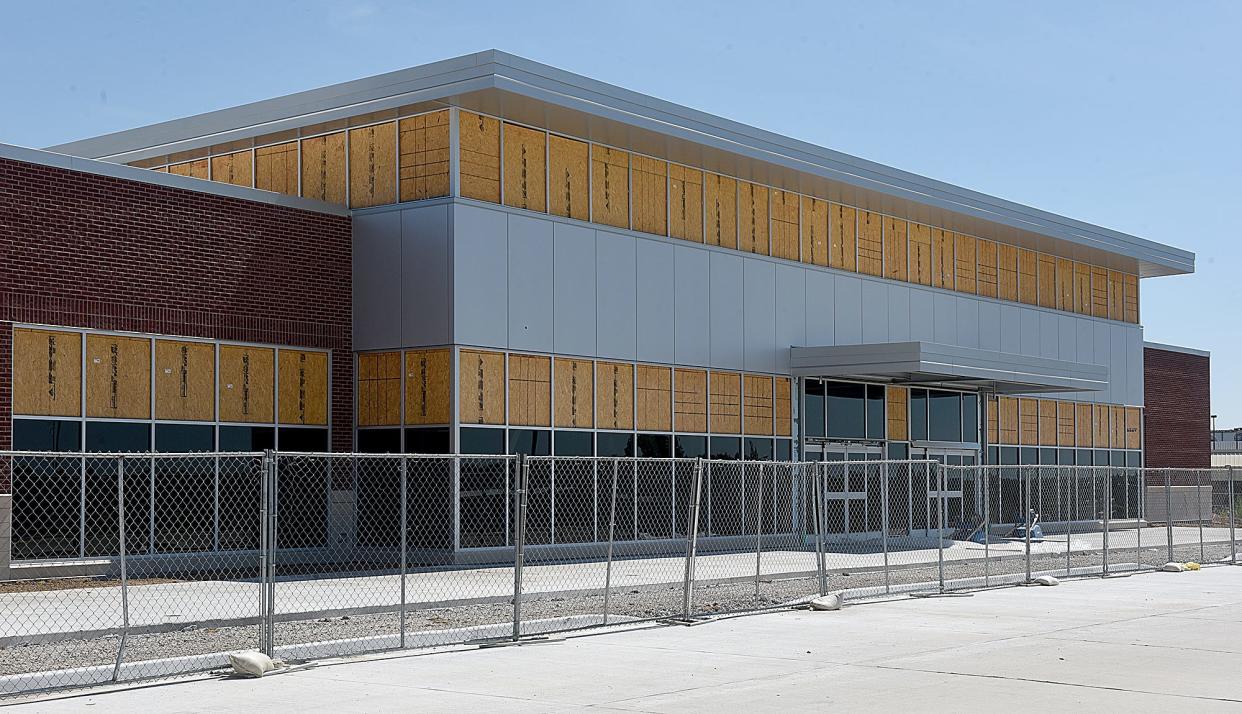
1, 452, 1236, 698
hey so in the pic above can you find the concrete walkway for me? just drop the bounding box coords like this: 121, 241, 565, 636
19, 563, 1242, 712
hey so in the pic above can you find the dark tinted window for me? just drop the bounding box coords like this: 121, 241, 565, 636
554, 430, 594, 456
744, 437, 773, 461
155, 424, 213, 452
1058, 448, 1075, 465
1039, 448, 1056, 466
86, 422, 150, 453
887, 442, 909, 460
597, 432, 634, 457
219, 426, 275, 452
637, 433, 672, 458
1125, 451, 1141, 468
775, 439, 792, 461
405, 427, 450, 454
962, 394, 978, 443
928, 391, 962, 442
1093, 449, 1108, 467
987, 445, 998, 465
279, 427, 328, 452
357, 428, 401, 453
804, 380, 826, 438
866, 385, 885, 439
459, 427, 504, 455
675, 435, 707, 459
825, 382, 865, 439
910, 389, 928, 441
1076, 449, 1092, 466
1020, 447, 1038, 465
1110, 450, 1124, 467
999, 446, 1018, 465
13, 419, 80, 451
508, 429, 551, 456
709, 436, 741, 460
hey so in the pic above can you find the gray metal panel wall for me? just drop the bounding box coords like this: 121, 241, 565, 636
673, 245, 711, 366
453, 204, 508, 347
352, 210, 403, 351
774, 264, 806, 373
709, 251, 745, 370
553, 222, 597, 356
401, 204, 451, 347
596, 230, 637, 361
637, 240, 676, 363
507, 213, 555, 352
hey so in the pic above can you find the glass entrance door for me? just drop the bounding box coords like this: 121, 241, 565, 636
910, 448, 978, 537
806, 442, 883, 541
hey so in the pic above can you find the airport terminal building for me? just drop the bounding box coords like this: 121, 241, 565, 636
1, 52, 1199, 556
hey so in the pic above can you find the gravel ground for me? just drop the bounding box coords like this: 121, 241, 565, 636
2, 538, 1236, 696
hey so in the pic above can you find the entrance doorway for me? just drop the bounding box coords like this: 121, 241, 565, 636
909, 448, 979, 537
805, 442, 882, 541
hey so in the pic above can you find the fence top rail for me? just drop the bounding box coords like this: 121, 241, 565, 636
0, 450, 265, 459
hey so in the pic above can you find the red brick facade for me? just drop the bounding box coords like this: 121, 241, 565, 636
1143, 345, 1210, 469
0, 155, 354, 487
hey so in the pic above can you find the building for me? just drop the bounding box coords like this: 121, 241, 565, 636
2, 51, 1199, 562
1143, 342, 1211, 469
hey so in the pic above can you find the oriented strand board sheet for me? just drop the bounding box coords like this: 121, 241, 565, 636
348, 122, 398, 209
596, 361, 634, 430
219, 345, 275, 424
857, 210, 883, 277
631, 155, 668, 236
1037, 254, 1056, 309
954, 233, 976, 294
554, 358, 594, 429
738, 182, 770, 256
355, 352, 400, 427
1076, 403, 1094, 447
154, 339, 216, 421
704, 174, 738, 249
709, 371, 742, 435
976, 239, 997, 298
1125, 407, 1141, 449
1056, 258, 1074, 311
997, 244, 1018, 301
674, 368, 708, 434
986, 397, 999, 444
909, 223, 933, 286
211, 151, 253, 188
502, 123, 547, 212
771, 190, 799, 261
636, 365, 673, 431
278, 349, 329, 426
1110, 405, 1125, 448
931, 228, 954, 289
1017, 249, 1038, 305
1090, 266, 1109, 318
508, 354, 551, 427
405, 349, 451, 426
1074, 262, 1092, 315
1092, 404, 1109, 448
1057, 401, 1075, 447
399, 110, 451, 201
591, 145, 630, 229
85, 334, 151, 420
255, 142, 299, 195
886, 386, 908, 441
1107, 270, 1125, 321
998, 397, 1018, 445
169, 159, 208, 179
1123, 274, 1139, 324
458, 349, 505, 425
300, 132, 347, 206
1037, 399, 1056, 446
883, 217, 908, 282
742, 374, 773, 436
801, 196, 829, 267
668, 164, 703, 242
12, 327, 81, 417
775, 377, 792, 437
548, 134, 590, 221
459, 111, 501, 202
1019, 398, 1039, 446
829, 204, 857, 272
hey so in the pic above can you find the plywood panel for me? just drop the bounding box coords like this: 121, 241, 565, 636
771, 190, 800, 261
502, 123, 547, 212
1019, 398, 1038, 446
775, 377, 792, 437
886, 386, 908, 441
1110, 405, 1125, 448
1017, 249, 1038, 305
554, 358, 594, 429
857, 210, 883, 277
405, 349, 451, 426
1090, 266, 1109, 318
884, 217, 908, 282
85, 334, 150, 420
909, 223, 932, 286
738, 182, 770, 256
1074, 262, 1092, 315
548, 134, 590, 221
12, 328, 81, 417
997, 244, 1019, 301
399, 110, 450, 201
300, 132, 347, 206
458, 349, 505, 425
508, 354, 551, 427
1037, 399, 1056, 447
219, 345, 274, 424
591, 145, 630, 229
709, 371, 742, 434
1057, 401, 1075, 447
829, 204, 857, 272
631, 155, 667, 236
987, 397, 999, 444
459, 110, 501, 203
801, 196, 830, 267
1107, 270, 1125, 322
1123, 274, 1139, 324
1055, 258, 1074, 311
210, 151, 253, 188
1076, 403, 1094, 447
668, 164, 703, 242
278, 350, 329, 426
954, 233, 976, 294
155, 340, 215, 421
1037, 253, 1056, 309
358, 352, 401, 427
674, 368, 708, 434
742, 374, 773, 436
1125, 406, 1141, 449
1092, 404, 1109, 448
998, 397, 1019, 445
637, 365, 673, 431
704, 174, 737, 249
169, 159, 208, 179
931, 228, 954, 289
976, 239, 998, 298
348, 123, 397, 209
255, 142, 299, 195
596, 361, 634, 430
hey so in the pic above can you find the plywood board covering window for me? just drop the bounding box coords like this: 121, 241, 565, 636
742, 374, 774, 436
997, 244, 1018, 301
1092, 404, 1109, 448
737, 182, 770, 256
210, 151, 253, 188
554, 358, 594, 429
357, 352, 401, 427
548, 134, 589, 221
502, 123, 547, 212
1107, 271, 1124, 322
975, 240, 998, 298
1090, 267, 1109, 318
884, 217, 908, 282
829, 204, 857, 272
886, 386, 908, 441
954, 233, 976, 294
800, 196, 830, 267
1110, 404, 1125, 448
155, 340, 216, 421
998, 397, 1019, 445
1125, 407, 1141, 449
1019, 398, 1038, 446
674, 368, 708, 433
771, 190, 800, 261
169, 159, 208, 179
219, 345, 274, 424
1123, 274, 1139, 324
1017, 249, 1038, 305
857, 210, 883, 277
398, 110, 450, 201
405, 349, 451, 426
255, 142, 299, 196
1037, 254, 1056, 309
1076, 403, 1093, 446
1057, 401, 1075, 447
596, 361, 634, 430
85, 334, 150, 420
709, 371, 742, 434
1055, 258, 1074, 311
668, 164, 703, 242
508, 354, 551, 427
636, 365, 673, 431
591, 146, 630, 229
1037, 399, 1056, 446
986, 398, 999, 444
775, 378, 792, 437
909, 223, 932, 286
459, 111, 501, 203
301, 132, 347, 206
631, 155, 668, 236
704, 173, 738, 249
12, 327, 81, 417
348, 123, 397, 209
458, 349, 505, 425
931, 228, 954, 289
278, 350, 328, 426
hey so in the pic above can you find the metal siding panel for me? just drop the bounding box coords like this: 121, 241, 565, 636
453, 204, 509, 348
353, 210, 402, 351
805, 270, 836, 347
1076, 318, 1095, 367
743, 258, 778, 373
1040, 312, 1059, 359
1128, 327, 1144, 405
674, 245, 711, 366
553, 221, 597, 356
507, 213, 555, 352
1019, 309, 1039, 356
834, 275, 863, 345
956, 296, 979, 349
774, 264, 806, 372
999, 304, 1022, 354
886, 283, 911, 343
933, 292, 956, 344
1111, 324, 1128, 405
909, 287, 935, 342
1092, 324, 1111, 404
861, 279, 888, 344
596, 230, 638, 361
400, 204, 451, 348
1058, 315, 1076, 362
637, 239, 676, 363
978, 300, 1001, 352
710, 251, 745, 370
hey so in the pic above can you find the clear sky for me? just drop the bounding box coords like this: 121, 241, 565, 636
3, 1, 1238, 424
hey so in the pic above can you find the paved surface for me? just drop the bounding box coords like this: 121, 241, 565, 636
17, 564, 1242, 712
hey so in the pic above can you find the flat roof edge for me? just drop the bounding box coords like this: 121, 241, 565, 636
1144, 341, 1211, 358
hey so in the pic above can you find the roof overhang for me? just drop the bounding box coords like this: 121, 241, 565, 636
791, 342, 1109, 395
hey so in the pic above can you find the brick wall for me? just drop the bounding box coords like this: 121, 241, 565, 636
0, 156, 353, 485
1143, 345, 1210, 469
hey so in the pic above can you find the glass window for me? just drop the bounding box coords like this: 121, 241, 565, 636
279, 427, 328, 452
1020, 447, 1038, 465
674, 435, 707, 459
999, 446, 1018, 465
13, 419, 80, 451
709, 436, 741, 460
155, 424, 213, 452
357, 428, 401, 453
1125, 451, 1141, 468
509, 429, 551, 456
597, 432, 634, 458
637, 433, 672, 458
928, 391, 962, 443
1093, 449, 1109, 467
825, 382, 866, 439
554, 430, 594, 456
910, 389, 928, 441
459, 427, 504, 455
866, 385, 885, 439
1110, 450, 1124, 467
219, 426, 275, 452
775, 439, 792, 461
1058, 448, 1075, 465
804, 380, 826, 438
887, 442, 909, 460
405, 427, 450, 454
86, 422, 150, 453
962, 394, 978, 443
1039, 448, 1056, 466
744, 437, 773, 461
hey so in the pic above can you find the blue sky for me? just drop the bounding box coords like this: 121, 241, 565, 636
3, 1, 1238, 424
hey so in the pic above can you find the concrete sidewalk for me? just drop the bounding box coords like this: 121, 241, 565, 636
19, 564, 1242, 712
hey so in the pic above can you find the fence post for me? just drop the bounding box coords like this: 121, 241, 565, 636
603, 458, 620, 625
813, 462, 826, 596
258, 452, 269, 653
1024, 467, 1032, 584
1065, 467, 1072, 577
881, 461, 890, 595
399, 455, 408, 650
937, 462, 945, 593
753, 463, 764, 599
681, 457, 704, 618
1102, 469, 1111, 576
265, 450, 277, 658
512, 453, 529, 642
1136, 467, 1143, 571
983, 465, 991, 587
1197, 469, 1205, 564
111, 456, 129, 683
1229, 465, 1237, 564
1165, 470, 1174, 564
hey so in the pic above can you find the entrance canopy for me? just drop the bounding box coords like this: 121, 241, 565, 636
790, 341, 1108, 395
